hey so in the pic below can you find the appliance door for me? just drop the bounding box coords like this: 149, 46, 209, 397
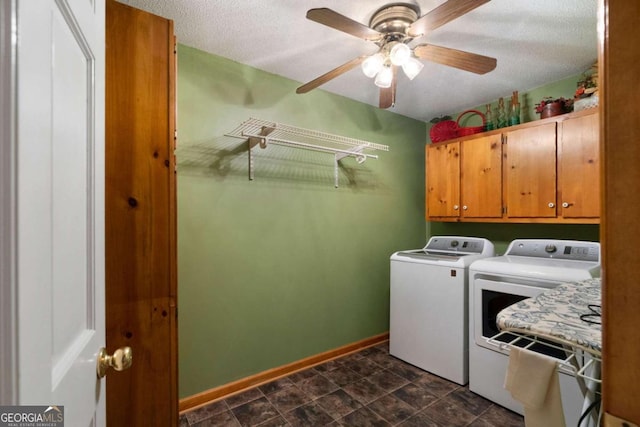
472, 277, 565, 354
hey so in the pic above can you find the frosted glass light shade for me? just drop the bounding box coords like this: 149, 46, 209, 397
361, 53, 384, 78
389, 43, 411, 66
402, 57, 424, 80
374, 65, 393, 88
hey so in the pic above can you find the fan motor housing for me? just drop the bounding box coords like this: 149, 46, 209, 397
370, 3, 420, 42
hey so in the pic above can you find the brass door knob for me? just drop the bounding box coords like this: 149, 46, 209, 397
96, 347, 133, 378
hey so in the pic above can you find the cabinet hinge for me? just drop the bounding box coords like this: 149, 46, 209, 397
501, 134, 506, 144
503, 206, 507, 214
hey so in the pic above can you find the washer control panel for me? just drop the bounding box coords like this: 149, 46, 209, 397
505, 239, 600, 262
425, 236, 494, 255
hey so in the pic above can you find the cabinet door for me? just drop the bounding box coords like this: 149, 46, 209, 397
504, 123, 557, 217
461, 134, 503, 218
426, 142, 460, 218
559, 113, 600, 218
106, 2, 178, 425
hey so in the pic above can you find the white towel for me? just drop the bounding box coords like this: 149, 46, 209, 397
504, 346, 566, 427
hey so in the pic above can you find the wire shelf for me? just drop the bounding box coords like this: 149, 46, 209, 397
225, 118, 389, 187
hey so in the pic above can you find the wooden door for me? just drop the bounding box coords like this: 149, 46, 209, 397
559, 112, 600, 218
460, 134, 503, 218
12, 0, 106, 424
504, 123, 557, 218
426, 142, 460, 218
105, 1, 177, 425
600, 0, 640, 424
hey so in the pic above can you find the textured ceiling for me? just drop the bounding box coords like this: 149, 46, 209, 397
118, 0, 598, 122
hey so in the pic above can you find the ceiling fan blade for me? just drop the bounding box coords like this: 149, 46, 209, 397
408, 0, 490, 37
306, 8, 383, 41
379, 67, 397, 109
414, 44, 496, 74
296, 55, 367, 94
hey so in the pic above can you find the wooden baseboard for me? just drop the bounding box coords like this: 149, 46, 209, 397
179, 332, 389, 413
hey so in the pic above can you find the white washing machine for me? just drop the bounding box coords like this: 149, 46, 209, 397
469, 239, 601, 426
390, 236, 494, 385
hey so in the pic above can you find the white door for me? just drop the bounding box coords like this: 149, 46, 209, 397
14, 0, 106, 425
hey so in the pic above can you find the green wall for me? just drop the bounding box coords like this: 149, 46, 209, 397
177, 45, 426, 397
425, 72, 599, 252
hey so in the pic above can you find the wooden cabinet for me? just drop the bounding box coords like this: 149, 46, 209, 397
106, 1, 177, 425
504, 123, 557, 218
426, 142, 460, 217
426, 109, 599, 223
426, 134, 502, 219
461, 134, 503, 218
558, 113, 600, 218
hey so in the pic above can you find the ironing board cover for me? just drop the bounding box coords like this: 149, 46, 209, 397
496, 278, 602, 355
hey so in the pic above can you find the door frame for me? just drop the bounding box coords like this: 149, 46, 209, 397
0, 0, 17, 405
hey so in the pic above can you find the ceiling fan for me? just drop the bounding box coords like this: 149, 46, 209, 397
296, 0, 497, 109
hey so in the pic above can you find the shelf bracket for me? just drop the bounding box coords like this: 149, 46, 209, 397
246, 126, 275, 181
334, 145, 367, 188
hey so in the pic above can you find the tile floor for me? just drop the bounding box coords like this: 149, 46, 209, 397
179, 342, 524, 426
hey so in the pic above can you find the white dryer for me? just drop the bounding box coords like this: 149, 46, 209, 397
390, 236, 494, 385
469, 239, 601, 426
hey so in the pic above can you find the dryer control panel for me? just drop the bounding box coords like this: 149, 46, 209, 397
505, 239, 600, 262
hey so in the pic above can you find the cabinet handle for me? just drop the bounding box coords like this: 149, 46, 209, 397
562, 202, 572, 208
453, 205, 459, 210
463, 205, 468, 210
548, 202, 555, 208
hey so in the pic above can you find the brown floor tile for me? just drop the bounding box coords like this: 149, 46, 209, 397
367, 393, 417, 425
374, 342, 390, 353
191, 409, 241, 427
343, 378, 388, 405
282, 402, 334, 427
392, 383, 439, 410
231, 396, 280, 427
364, 351, 398, 370
255, 415, 290, 427
475, 404, 525, 427
184, 400, 228, 424
387, 360, 426, 382
397, 410, 442, 427
225, 388, 264, 409
314, 359, 343, 373
315, 389, 362, 420
366, 369, 410, 392
339, 406, 391, 426
444, 387, 493, 416
259, 377, 295, 395
416, 399, 477, 427
297, 374, 340, 399
413, 372, 460, 397
287, 368, 318, 384
358, 346, 384, 357
467, 418, 495, 427
342, 358, 383, 377
267, 384, 312, 413
322, 365, 363, 387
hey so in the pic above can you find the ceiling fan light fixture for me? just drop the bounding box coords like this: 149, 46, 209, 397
402, 56, 424, 80
389, 42, 411, 66
374, 64, 393, 88
361, 53, 385, 78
